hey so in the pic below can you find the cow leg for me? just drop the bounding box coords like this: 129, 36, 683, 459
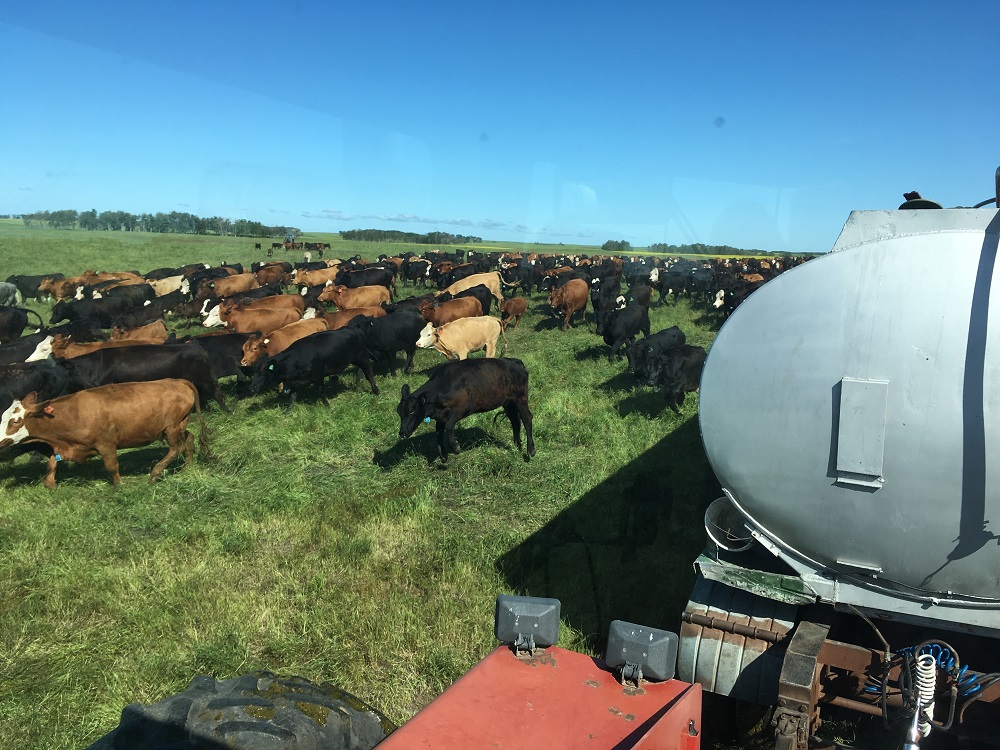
435, 421, 449, 462
99, 447, 122, 486
151, 429, 183, 481
182, 430, 195, 465
211, 384, 229, 413
44, 454, 60, 489
517, 399, 535, 458
317, 376, 331, 407
357, 358, 380, 395
445, 418, 461, 455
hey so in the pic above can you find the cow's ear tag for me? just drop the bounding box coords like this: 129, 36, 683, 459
268, 364, 274, 370
423, 417, 431, 423
43, 406, 55, 415
54, 453, 62, 461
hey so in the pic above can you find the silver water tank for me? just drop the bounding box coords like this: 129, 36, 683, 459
699, 208, 1000, 626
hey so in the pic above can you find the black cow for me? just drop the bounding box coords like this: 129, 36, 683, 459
0, 306, 46, 344
249, 328, 379, 406
334, 267, 394, 292
68, 342, 228, 412
143, 267, 182, 281
0, 358, 91, 414
590, 275, 622, 319
183, 331, 255, 384
396, 357, 535, 462
402, 259, 431, 286
642, 344, 707, 412
625, 325, 687, 376
99, 283, 157, 307
5, 274, 65, 302
596, 303, 650, 360
382, 295, 435, 314
349, 309, 425, 376
439, 264, 481, 290
625, 282, 652, 310
435, 284, 494, 315
50, 297, 137, 328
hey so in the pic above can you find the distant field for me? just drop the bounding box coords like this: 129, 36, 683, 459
0, 225, 734, 748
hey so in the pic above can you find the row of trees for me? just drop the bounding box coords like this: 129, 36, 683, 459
18, 209, 299, 238
603, 239, 761, 256
340, 229, 482, 245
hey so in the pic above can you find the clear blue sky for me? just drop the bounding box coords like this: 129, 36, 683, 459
1, 2, 996, 253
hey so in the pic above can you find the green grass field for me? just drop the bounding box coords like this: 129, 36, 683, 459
0, 225, 732, 748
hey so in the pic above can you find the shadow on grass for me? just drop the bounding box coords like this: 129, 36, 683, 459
573, 344, 608, 361
595, 370, 639, 394
497, 416, 719, 652
374, 426, 503, 470
0, 444, 186, 488
616, 390, 673, 418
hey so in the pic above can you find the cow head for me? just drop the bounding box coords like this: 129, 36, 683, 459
397, 384, 429, 438
0, 394, 35, 448
416, 323, 437, 349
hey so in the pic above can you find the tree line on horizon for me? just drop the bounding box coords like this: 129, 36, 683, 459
14, 209, 299, 238
340, 229, 482, 245
604, 239, 769, 255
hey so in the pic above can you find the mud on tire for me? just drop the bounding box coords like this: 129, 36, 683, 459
87, 671, 395, 750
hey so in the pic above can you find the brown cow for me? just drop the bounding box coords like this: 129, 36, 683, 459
0, 379, 208, 488
45, 271, 142, 301
416, 317, 507, 360
254, 265, 290, 287
110, 319, 168, 342
240, 318, 329, 367
322, 306, 387, 330
219, 307, 304, 335
548, 278, 589, 331
203, 294, 306, 327
200, 273, 260, 299
500, 297, 528, 330
50, 335, 165, 359
419, 297, 483, 327
318, 284, 391, 310
294, 266, 341, 288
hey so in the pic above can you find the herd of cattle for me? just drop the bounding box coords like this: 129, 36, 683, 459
0, 249, 806, 486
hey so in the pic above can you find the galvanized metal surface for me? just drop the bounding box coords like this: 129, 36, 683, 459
678, 575, 795, 704
699, 208, 1000, 625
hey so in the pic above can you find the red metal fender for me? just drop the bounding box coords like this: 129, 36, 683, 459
379, 646, 702, 749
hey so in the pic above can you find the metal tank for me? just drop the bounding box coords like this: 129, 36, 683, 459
678, 173, 1000, 748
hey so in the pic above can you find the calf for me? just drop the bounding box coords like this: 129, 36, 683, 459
416, 317, 506, 360
548, 278, 589, 330
349, 309, 426, 376
396, 357, 535, 462
596, 304, 650, 360
500, 297, 528, 330
642, 344, 708, 412
249, 328, 379, 405
0, 379, 208, 488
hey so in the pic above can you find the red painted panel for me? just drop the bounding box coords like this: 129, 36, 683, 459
379, 646, 701, 749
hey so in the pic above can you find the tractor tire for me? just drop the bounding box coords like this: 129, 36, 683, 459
87, 671, 395, 750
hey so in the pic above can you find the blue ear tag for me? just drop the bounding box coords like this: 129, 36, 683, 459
55, 454, 62, 462
423, 417, 431, 423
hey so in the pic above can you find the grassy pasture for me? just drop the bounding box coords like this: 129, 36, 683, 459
0, 226, 730, 749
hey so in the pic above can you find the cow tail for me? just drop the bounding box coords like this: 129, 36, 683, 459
24, 308, 45, 330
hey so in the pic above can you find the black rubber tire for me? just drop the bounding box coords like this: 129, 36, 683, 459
87, 671, 395, 750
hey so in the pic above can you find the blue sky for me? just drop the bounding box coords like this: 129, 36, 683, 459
1, 2, 996, 253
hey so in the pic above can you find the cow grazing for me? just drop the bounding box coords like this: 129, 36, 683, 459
416, 317, 506, 360
0, 306, 46, 344
249, 327, 379, 405
68, 342, 228, 412
396, 357, 535, 462
240, 318, 329, 367
0, 379, 208, 488
641, 344, 708, 412
548, 278, 589, 331
500, 297, 528, 330
596, 304, 650, 360
349, 309, 426, 376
